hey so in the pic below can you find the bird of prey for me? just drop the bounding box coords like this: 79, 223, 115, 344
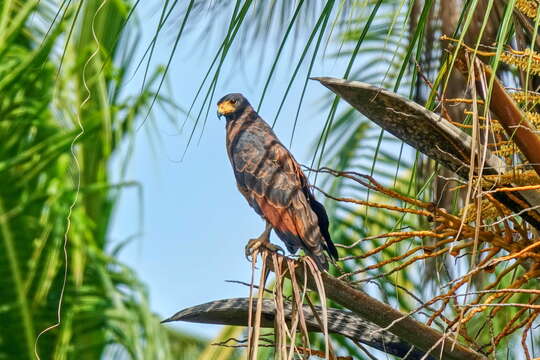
217, 93, 338, 270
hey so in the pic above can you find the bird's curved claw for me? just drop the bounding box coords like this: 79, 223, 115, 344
245, 238, 284, 262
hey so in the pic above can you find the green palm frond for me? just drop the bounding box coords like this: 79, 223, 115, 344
0, 1, 192, 359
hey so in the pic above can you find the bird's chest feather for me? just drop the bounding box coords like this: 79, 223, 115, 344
230, 131, 267, 170
227, 120, 271, 172
226, 120, 294, 207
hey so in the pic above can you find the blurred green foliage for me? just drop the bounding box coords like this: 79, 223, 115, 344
0, 1, 205, 359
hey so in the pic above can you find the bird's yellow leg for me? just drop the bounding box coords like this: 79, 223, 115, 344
245, 222, 283, 260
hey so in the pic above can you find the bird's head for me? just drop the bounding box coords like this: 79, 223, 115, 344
217, 93, 250, 120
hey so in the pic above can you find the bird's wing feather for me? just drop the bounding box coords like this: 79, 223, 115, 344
230, 121, 328, 268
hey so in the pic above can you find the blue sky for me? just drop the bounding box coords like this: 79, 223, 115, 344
109, 2, 352, 339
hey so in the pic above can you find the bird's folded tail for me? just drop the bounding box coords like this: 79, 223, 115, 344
308, 195, 338, 262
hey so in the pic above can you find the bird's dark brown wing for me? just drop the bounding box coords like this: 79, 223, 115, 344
228, 118, 334, 269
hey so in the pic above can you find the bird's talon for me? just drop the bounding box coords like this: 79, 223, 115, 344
245, 238, 262, 261
245, 238, 283, 262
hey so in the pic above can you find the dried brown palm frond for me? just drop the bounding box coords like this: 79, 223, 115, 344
308, 167, 538, 358
313, 45, 540, 355
244, 249, 333, 360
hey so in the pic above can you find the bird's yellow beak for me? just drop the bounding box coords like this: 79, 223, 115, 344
217, 101, 235, 116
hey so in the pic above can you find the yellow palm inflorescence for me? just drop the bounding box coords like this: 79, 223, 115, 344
515, 0, 539, 18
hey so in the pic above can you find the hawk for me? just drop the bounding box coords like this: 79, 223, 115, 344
217, 93, 338, 270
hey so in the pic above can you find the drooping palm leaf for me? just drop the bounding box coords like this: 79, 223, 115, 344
0, 1, 201, 359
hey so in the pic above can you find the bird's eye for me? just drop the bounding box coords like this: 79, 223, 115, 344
231, 99, 237, 104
